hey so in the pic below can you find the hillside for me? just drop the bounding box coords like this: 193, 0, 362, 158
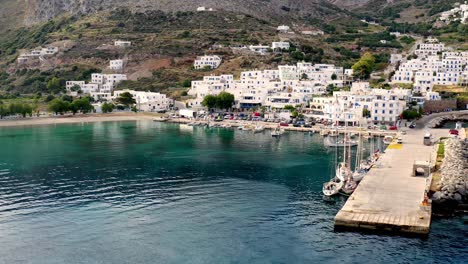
22, 0, 346, 25
0, 0, 466, 100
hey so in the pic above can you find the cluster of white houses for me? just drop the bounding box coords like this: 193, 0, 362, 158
304, 82, 428, 126
66, 76, 170, 112
188, 62, 347, 110
17, 46, 58, 63
113, 90, 171, 112
439, 2, 468, 24
391, 38, 468, 93
66, 73, 128, 101
231, 41, 291, 55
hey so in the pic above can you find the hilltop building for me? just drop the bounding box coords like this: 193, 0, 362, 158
194, 55, 222, 69
110, 59, 124, 70
114, 40, 131, 47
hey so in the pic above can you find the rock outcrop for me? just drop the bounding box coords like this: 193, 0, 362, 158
432, 138, 468, 211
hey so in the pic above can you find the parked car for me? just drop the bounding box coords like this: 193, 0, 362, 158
409, 123, 416, 129
279, 122, 289, 127
397, 137, 403, 144
449, 129, 459, 135
389, 126, 398, 130
293, 123, 301, 127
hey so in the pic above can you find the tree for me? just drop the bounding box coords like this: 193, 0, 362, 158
283, 105, 296, 112
182, 79, 191, 87
101, 102, 114, 113
70, 84, 81, 92
116, 92, 136, 108
48, 98, 70, 115
331, 73, 337, 80
201, 94, 218, 109
47, 77, 63, 94
216, 92, 235, 110
352, 52, 376, 79
362, 108, 371, 118
70, 98, 94, 114
0, 104, 9, 119
402, 108, 421, 120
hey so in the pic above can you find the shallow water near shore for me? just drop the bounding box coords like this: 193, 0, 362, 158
0, 121, 466, 263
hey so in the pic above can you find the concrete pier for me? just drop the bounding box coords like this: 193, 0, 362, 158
334, 129, 445, 236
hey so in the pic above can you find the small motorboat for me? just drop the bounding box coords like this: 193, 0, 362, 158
329, 130, 339, 137
271, 127, 283, 137
352, 169, 366, 182
320, 130, 329, 136
324, 137, 359, 147
253, 125, 265, 133
323, 177, 344, 196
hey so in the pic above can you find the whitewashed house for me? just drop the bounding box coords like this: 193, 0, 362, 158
110, 59, 124, 70
194, 55, 222, 69
390, 54, 403, 64
114, 40, 131, 47
271, 42, 290, 51
248, 45, 270, 55
113, 90, 170, 112
277, 25, 290, 32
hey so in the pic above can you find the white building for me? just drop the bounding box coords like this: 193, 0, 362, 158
67, 73, 127, 100
114, 40, 131, 47
194, 55, 222, 69
277, 25, 290, 32
248, 45, 270, 55
309, 84, 410, 125
415, 42, 445, 57
301, 29, 324, 35
390, 54, 403, 64
271, 42, 290, 51
110, 59, 124, 70
187, 62, 345, 110
113, 90, 170, 112
18, 46, 58, 62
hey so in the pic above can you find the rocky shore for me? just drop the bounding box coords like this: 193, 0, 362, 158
428, 115, 467, 128
432, 138, 468, 213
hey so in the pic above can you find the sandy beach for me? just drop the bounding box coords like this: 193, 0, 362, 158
0, 113, 162, 128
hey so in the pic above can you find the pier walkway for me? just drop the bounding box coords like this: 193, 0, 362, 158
334, 128, 447, 235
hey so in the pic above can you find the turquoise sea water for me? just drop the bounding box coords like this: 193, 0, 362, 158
0, 121, 466, 264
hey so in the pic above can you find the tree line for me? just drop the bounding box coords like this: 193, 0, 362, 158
0, 101, 36, 119
48, 97, 94, 115
201, 92, 235, 110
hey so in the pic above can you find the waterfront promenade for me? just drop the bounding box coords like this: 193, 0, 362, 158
335, 128, 448, 235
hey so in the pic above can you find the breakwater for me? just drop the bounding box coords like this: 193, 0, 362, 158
432, 138, 468, 213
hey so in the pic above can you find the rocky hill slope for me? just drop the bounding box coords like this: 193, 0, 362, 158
24, 0, 347, 25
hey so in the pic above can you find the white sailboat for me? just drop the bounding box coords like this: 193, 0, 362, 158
323, 177, 344, 196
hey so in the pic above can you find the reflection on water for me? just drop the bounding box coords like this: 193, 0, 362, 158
0, 121, 466, 264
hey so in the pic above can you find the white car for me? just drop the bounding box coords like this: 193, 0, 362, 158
397, 137, 403, 144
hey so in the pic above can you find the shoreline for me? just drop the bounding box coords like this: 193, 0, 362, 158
0, 113, 399, 137
0, 113, 161, 128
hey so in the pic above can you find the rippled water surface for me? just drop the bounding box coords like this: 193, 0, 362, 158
0, 121, 466, 264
